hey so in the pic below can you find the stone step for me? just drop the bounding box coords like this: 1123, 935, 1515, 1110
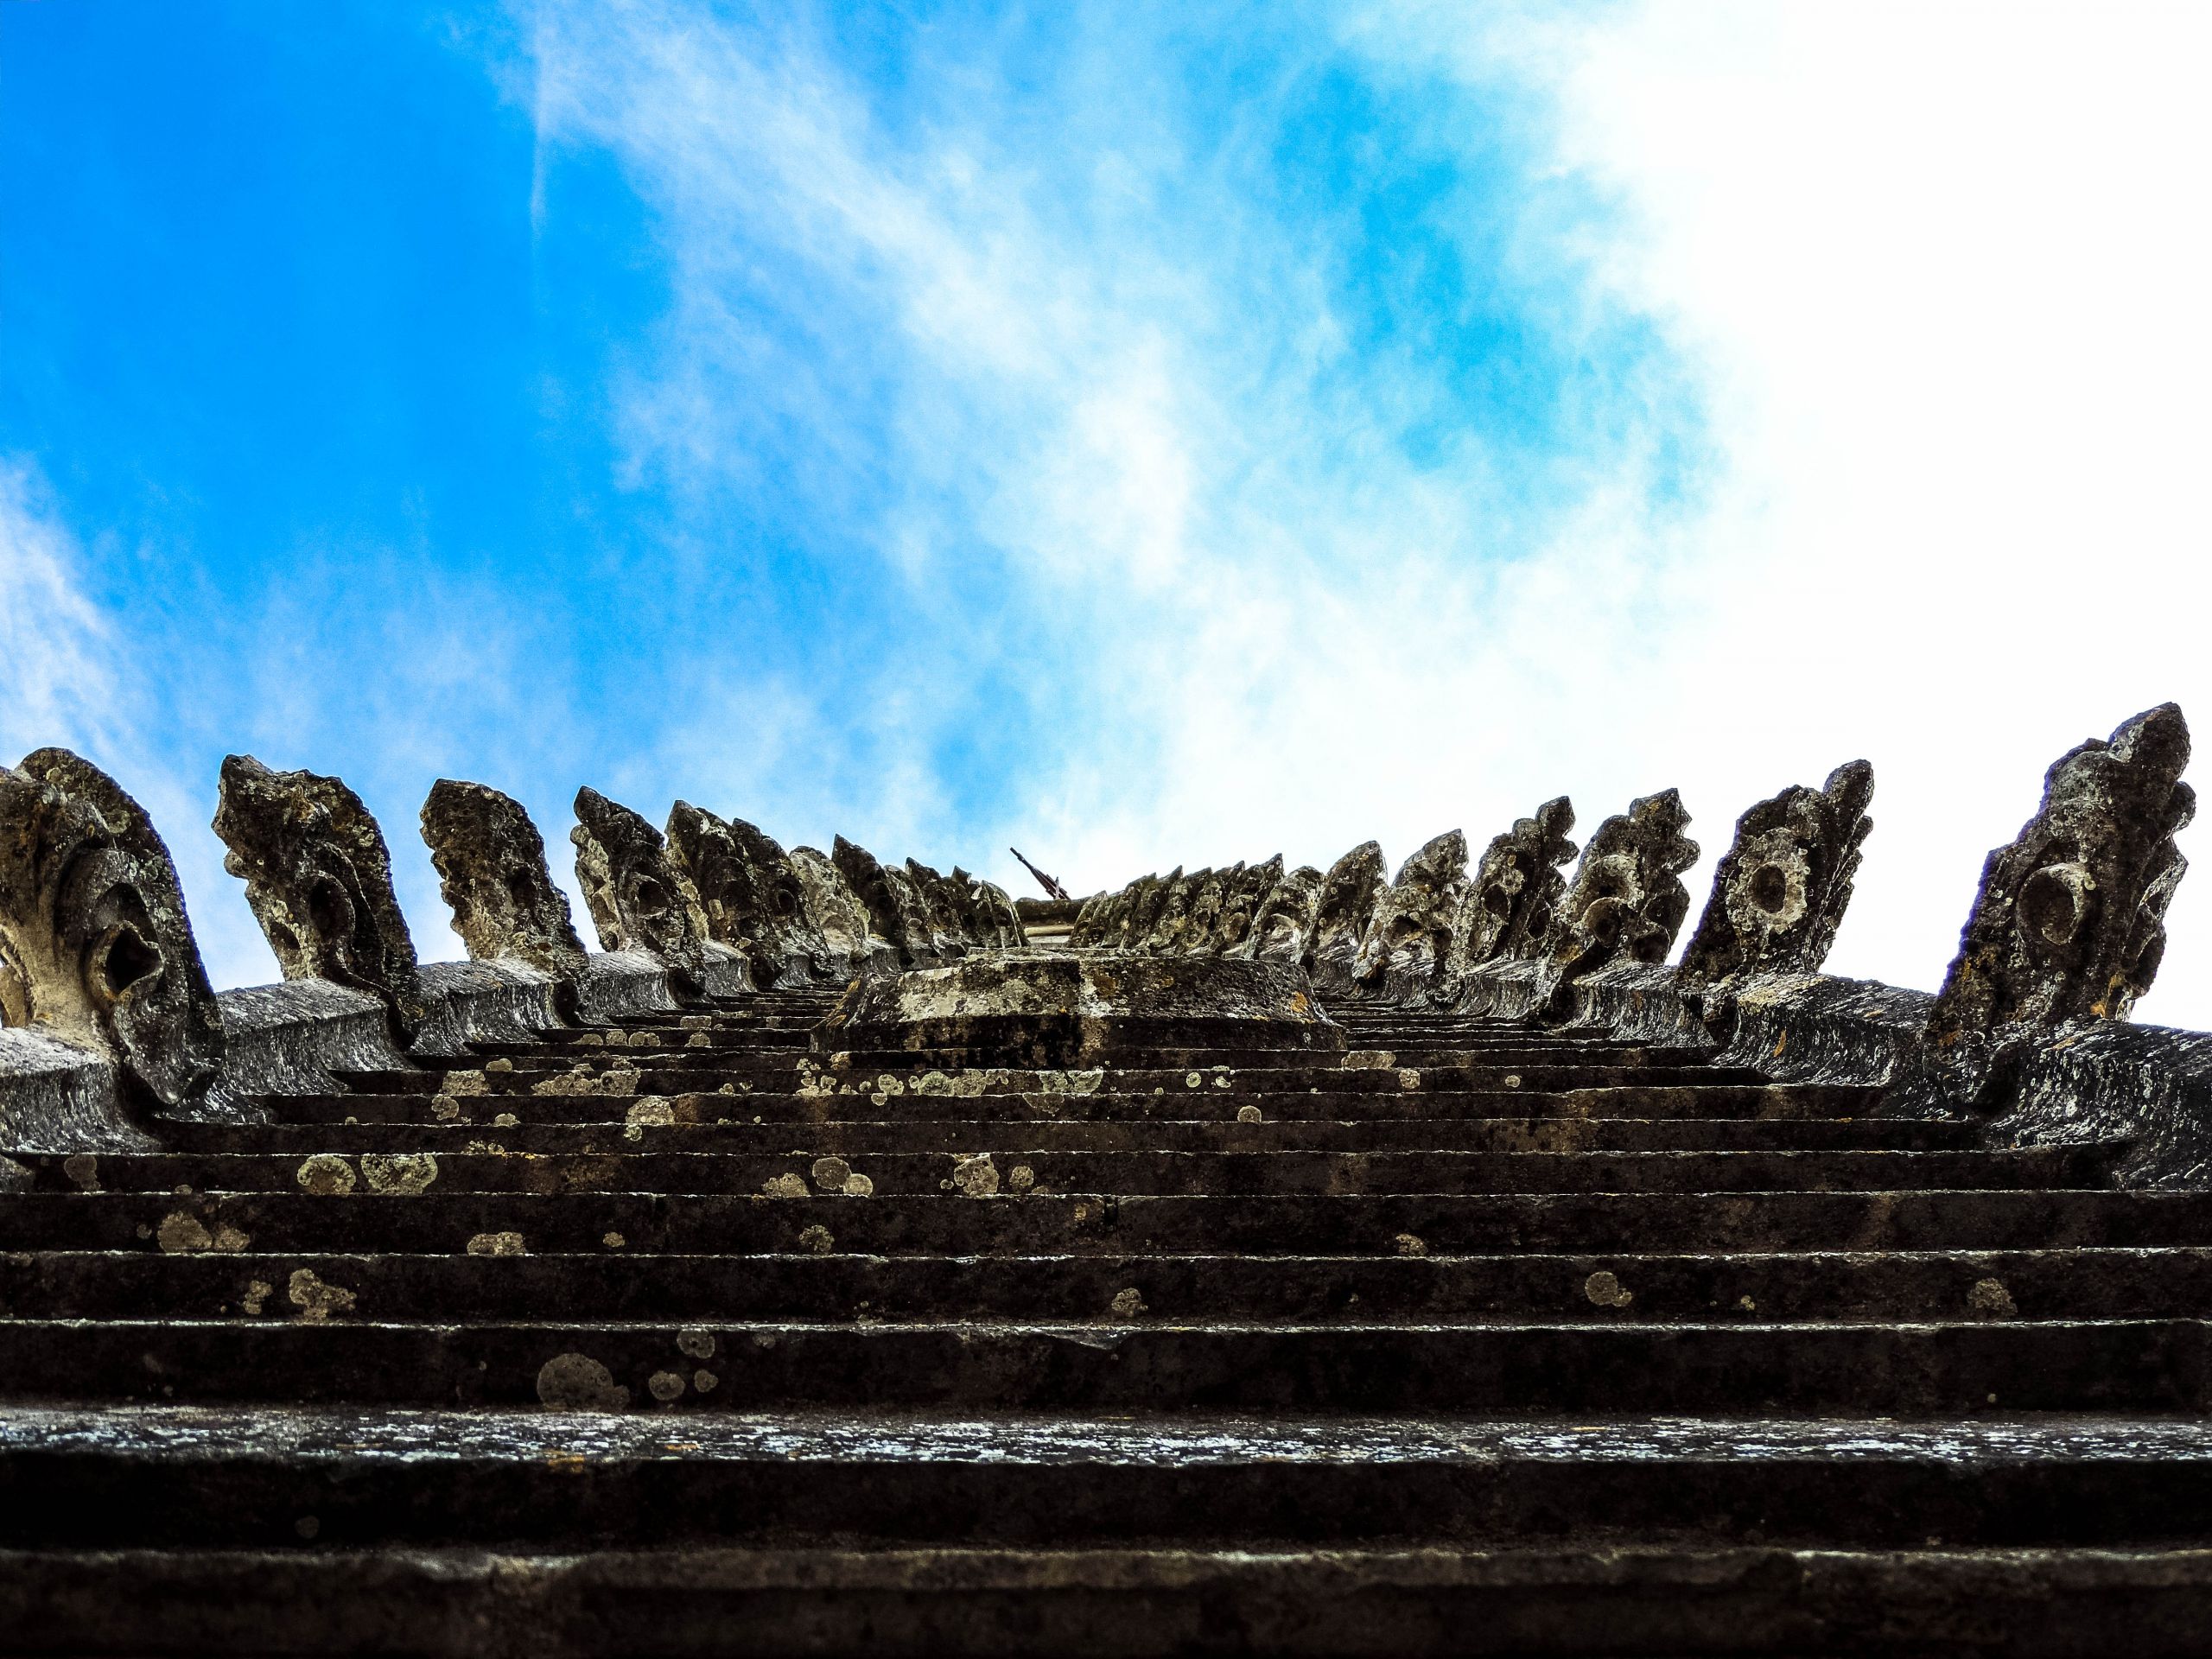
143, 1115, 1984, 1157
0, 1318, 2200, 1412
0, 1247, 2196, 1325
6, 1539, 2206, 1657
7, 1190, 2202, 1256
1, 1147, 2110, 1198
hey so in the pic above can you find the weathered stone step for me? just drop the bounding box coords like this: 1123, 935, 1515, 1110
0, 1318, 2200, 1412
257, 1082, 1881, 1126
147, 1116, 1982, 1158
3, 1247, 2200, 1325
6, 1147, 2108, 1198
9, 1538, 2209, 1657
5, 1190, 2202, 1257
3, 1409, 2212, 1554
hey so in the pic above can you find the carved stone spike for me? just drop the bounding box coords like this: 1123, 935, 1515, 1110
1681, 762, 1873, 988
832, 838, 940, 968
1141, 868, 1211, 953
1917, 704, 2192, 1106
569, 786, 714, 988
666, 803, 837, 987
788, 846, 896, 978
1213, 855, 1283, 954
1306, 842, 1389, 995
1351, 830, 1469, 1001
1068, 890, 1111, 947
213, 755, 428, 1042
1230, 864, 1324, 964
0, 751, 224, 1105
971, 879, 1026, 949
419, 780, 588, 991
1545, 790, 1700, 989
1179, 864, 1239, 956
1122, 871, 1176, 949
1440, 798, 1578, 1003
906, 860, 972, 959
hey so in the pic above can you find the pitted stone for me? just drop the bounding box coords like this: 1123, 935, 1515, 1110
1681, 761, 1873, 990
1231, 864, 1324, 965
0, 751, 224, 1106
1351, 830, 1468, 1002
213, 755, 427, 1043
814, 951, 1344, 1067
419, 780, 588, 991
1439, 798, 1577, 1008
570, 787, 723, 995
1545, 790, 1699, 993
1306, 842, 1388, 996
1910, 704, 2193, 1109
667, 804, 840, 988
1212, 855, 1282, 955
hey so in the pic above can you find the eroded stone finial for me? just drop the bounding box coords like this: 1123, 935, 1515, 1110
1306, 842, 1389, 995
832, 838, 940, 968
214, 755, 428, 1041
1229, 865, 1322, 964
788, 846, 897, 978
1212, 855, 1283, 954
667, 803, 838, 987
1439, 798, 1577, 1004
1680, 762, 1873, 988
1544, 790, 1699, 991
906, 861, 972, 959
570, 786, 717, 989
0, 750, 224, 1106
1122, 870, 1178, 950
1915, 704, 2192, 1108
1141, 868, 1211, 953
969, 877, 1026, 949
1179, 865, 1238, 956
1351, 830, 1469, 1001
419, 780, 588, 988
1068, 890, 1112, 947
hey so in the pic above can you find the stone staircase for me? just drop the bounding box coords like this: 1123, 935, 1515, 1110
3, 983, 2212, 1654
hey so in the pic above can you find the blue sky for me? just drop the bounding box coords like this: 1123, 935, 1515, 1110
7, 3, 2212, 1020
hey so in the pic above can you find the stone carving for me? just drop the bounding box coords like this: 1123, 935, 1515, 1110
789, 846, 897, 978
1120, 873, 1174, 950
1912, 704, 2193, 1109
1213, 855, 1283, 954
666, 803, 840, 987
1142, 868, 1211, 953
213, 755, 428, 1042
1230, 864, 1325, 965
418, 780, 588, 995
969, 877, 1026, 949
1068, 891, 1112, 948
1306, 842, 1389, 995
1544, 790, 1699, 992
1179, 865, 1236, 955
1351, 830, 1469, 1001
0, 750, 224, 1106
1680, 762, 1874, 988
904, 861, 967, 959
833, 838, 940, 968
1438, 798, 1578, 1004
569, 787, 718, 990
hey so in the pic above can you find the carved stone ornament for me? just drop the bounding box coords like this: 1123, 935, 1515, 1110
1544, 790, 1700, 989
969, 877, 1026, 949
213, 755, 429, 1041
1351, 830, 1469, 1001
1139, 868, 1208, 953
1439, 798, 1578, 1004
906, 861, 972, 959
1179, 865, 1236, 956
1124, 869, 1179, 950
788, 845, 897, 979
1230, 864, 1324, 964
832, 837, 939, 968
1680, 762, 1873, 988
569, 786, 716, 988
1213, 855, 1283, 954
419, 779, 588, 989
1914, 704, 2192, 1108
0, 749, 225, 1106
666, 803, 838, 987
1306, 842, 1388, 995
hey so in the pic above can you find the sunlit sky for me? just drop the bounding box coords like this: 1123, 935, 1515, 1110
6, 3, 2211, 1020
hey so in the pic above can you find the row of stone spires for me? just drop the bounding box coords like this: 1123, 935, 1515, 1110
1071, 703, 2195, 1109
0, 752, 1021, 1110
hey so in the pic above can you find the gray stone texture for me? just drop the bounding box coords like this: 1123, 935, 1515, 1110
789, 846, 898, 979
213, 755, 429, 1044
1212, 855, 1283, 955
1439, 798, 1578, 1007
0, 750, 225, 1109
418, 779, 588, 992
1681, 761, 1873, 990
569, 787, 720, 993
1230, 864, 1324, 965
1306, 842, 1389, 996
832, 838, 940, 968
1545, 790, 1700, 993
1351, 830, 1469, 1001
666, 804, 842, 988
1912, 704, 2194, 1109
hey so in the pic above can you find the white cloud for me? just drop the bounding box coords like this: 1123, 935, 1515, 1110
511, 3, 2212, 1025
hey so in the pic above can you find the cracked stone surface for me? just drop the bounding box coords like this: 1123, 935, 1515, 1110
0, 749, 225, 1107
1681, 761, 1874, 993
1440, 798, 1578, 1007
1351, 831, 1469, 1002
213, 755, 427, 1043
1306, 842, 1389, 996
419, 779, 588, 990
569, 787, 719, 992
1911, 704, 2194, 1109
1544, 790, 1700, 995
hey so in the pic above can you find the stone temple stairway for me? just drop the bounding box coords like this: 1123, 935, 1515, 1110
5, 982, 2212, 1654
